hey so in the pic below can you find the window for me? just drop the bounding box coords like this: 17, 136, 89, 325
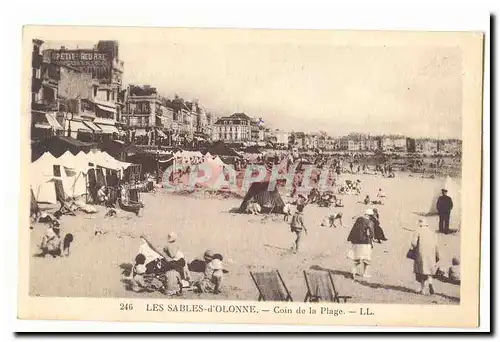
93, 86, 98, 97
106, 90, 110, 101
111, 90, 115, 101
32, 68, 36, 78
53, 165, 61, 177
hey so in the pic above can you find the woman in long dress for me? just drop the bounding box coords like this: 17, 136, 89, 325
347, 209, 375, 278
410, 219, 440, 295
371, 208, 388, 243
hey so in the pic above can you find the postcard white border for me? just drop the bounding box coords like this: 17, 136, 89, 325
4, 1, 491, 334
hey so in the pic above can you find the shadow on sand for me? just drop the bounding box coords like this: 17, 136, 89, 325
310, 265, 460, 303
264, 244, 291, 252
412, 212, 438, 217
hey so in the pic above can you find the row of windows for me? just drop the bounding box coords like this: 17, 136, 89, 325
217, 126, 250, 132
216, 133, 249, 140
219, 120, 249, 125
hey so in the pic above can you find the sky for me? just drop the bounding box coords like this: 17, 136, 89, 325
43, 35, 463, 139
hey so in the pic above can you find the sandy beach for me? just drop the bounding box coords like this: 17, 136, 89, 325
29, 172, 461, 304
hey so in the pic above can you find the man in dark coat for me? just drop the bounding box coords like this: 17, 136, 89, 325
436, 189, 453, 234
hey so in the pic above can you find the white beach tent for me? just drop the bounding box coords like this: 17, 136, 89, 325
204, 152, 213, 160
426, 175, 460, 215
57, 151, 90, 199
30, 152, 59, 204
212, 156, 225, 166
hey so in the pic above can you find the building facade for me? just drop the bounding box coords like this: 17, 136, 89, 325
42, 40, 124, 125
415, 139, 439, 154
212, 113, 252, 142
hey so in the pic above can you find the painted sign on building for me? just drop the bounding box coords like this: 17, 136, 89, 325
49, 50, 112, 80
58, 66, 93, 100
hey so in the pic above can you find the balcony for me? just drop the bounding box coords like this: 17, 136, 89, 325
32, 52, 42, 68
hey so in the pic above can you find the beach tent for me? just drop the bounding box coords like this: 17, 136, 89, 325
31, 136, 97, 160
203, 140, 241, 157
193, 158, 227, 189
426, 175, 460, 215
204, 152, 213, 160
30, 152, 58, 203
239, 181, 285, 214
243, 146, 263, 154
212, 156, 225, 166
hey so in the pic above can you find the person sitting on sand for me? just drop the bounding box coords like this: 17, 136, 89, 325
448, 257, 461, 284
39, 220, 63, 258
436, 257, 461, 285
195, 255, 224, 294
130, 253, 163, 293
363, 195, 371, 205
163, 251, 189, 296
97, 186, 109, 205
321, 212, 343, 228
246, 201, 261, 215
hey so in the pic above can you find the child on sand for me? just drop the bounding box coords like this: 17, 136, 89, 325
448, 257, 461, 285
364, 195, 371, 205
290, 204, 307, 253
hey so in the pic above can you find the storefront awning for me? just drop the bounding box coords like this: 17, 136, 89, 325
83, 121, 102, 133
34, 123, 51, 129
96, 123, 119, 134
65, 120, 92, 133
155, 128, 167, 138
46, 113, 63, 130
95, 104, 116, 114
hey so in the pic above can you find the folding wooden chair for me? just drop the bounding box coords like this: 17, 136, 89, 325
54, 179, 76, 216
303, 270, 351, 303
250, 270, 293, 302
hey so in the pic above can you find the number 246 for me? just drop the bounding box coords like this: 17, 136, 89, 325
120, 303, 134, 311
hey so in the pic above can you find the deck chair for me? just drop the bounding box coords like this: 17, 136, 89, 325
54, 179, 76, 216
303, 270, 352, 303
30, 188, 41, 218
250, 270, 293, 302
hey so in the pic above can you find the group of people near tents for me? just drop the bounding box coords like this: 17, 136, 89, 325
128, 234, 225, 295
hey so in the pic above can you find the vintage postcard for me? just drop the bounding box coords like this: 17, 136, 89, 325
18, 26, 484, 328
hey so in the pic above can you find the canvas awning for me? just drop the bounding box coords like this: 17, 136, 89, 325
96, 124, 119, 134
95, 103, 115, 114
65, 120, 92, 133
83, 120, 103, 133
155, 129, 167, 138
34, 123, 51, 129
46, 113, 63, 130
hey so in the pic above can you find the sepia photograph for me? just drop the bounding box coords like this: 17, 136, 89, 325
18, 25, 484, 327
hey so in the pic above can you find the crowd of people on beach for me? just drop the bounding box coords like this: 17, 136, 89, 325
31, 146, 460, 299
127, 234, 225, 296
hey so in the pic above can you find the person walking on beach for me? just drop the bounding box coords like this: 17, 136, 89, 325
409, 219, 440, 295
436, 188, 453, 234
290, 204, 307, 253
369, 208, 388, 243
347, 209, 375, 278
